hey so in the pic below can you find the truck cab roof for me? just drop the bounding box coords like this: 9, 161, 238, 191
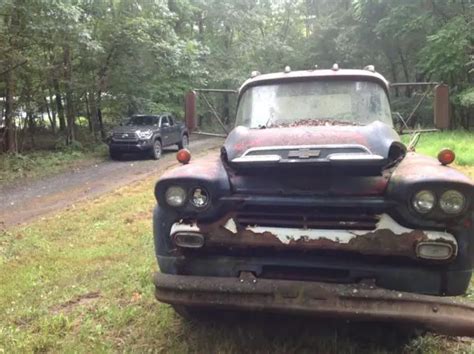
239, 68, 390, 95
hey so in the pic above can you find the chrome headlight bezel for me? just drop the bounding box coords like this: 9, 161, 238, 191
412, 190, 436, 214
165, 186, 187, 207
190, 187, 210, 209
439, 190, 465, 215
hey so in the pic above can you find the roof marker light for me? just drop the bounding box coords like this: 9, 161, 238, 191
332, 63, 339, 71
284, 65, 291, 73
250, 70, 260, 78
364, 65, 375, 72
438, 148, 455, 165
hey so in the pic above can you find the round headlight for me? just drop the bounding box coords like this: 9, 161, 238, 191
439, 190, 465, 214
412, 190, 435, 214
165, 186, 186, 207
191, 187, 209, 208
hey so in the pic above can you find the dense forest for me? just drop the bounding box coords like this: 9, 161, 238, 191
0, 0, 473, 153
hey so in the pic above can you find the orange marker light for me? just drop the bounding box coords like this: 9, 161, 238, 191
177, 149, 191, 164
438, 148, 455, 165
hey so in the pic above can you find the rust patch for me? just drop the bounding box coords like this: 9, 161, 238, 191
193, 213, 455, 260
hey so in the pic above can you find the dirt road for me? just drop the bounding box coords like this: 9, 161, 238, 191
0, 137, 223, 228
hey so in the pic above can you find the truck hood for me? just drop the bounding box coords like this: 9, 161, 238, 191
223, 121, 404, 168
112, 125, 155, 134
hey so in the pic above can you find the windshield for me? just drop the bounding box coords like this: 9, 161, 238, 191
236, 80, 392, 128
126, 116, 158, 126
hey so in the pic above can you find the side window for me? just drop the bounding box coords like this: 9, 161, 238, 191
160, 116, 169, 127
168, 116, 174, 126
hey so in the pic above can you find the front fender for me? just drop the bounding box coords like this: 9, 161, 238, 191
154, 153, 231, 220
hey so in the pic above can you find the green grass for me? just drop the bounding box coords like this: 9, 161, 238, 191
0, 159, 472, 353
0, 144, 108, 186
402, 131, 474, 166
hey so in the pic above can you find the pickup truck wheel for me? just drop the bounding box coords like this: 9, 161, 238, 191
177, 134, 189, 150
109, 150, 121, 160
151, 140, 162, 160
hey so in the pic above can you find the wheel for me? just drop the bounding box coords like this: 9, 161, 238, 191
151, 139, 162, 160
177, 134, 189, 150
109, 150, 121, 160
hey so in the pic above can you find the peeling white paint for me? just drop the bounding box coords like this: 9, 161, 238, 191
245, 214, 456, 245
170, 214, 457, 255
223, 218, 238, 233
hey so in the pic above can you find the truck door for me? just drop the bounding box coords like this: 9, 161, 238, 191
168, 115, 180, 143
160, 116, 171, 146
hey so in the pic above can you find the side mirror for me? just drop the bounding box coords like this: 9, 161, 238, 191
161, 122, 170, 128
434, 84, 449, 130
185, 90, 197, 132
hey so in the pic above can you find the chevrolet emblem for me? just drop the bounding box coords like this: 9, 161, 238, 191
122, 133, 129, 138
287, 148, 321, 159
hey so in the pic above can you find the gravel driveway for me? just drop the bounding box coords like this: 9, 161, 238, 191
0, 136, 223, 228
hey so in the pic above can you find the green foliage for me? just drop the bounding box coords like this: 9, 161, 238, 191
418, 17, 472, 85
457, 88, 474, 109
402, 131, 474, 166
0, 145, 107, 185
0, 0, 473, 149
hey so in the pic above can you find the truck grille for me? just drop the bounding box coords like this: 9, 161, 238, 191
112, 132, 138, 142
235, 207, 379, 230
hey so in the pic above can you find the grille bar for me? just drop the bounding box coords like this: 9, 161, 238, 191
113, 132, 138, 141
236, 211, 379, 230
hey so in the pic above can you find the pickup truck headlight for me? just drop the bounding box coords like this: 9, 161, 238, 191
136, 130, 153, 139
439, 190, 465, 214
412, 190, 435, 214
165, 186, 187, 207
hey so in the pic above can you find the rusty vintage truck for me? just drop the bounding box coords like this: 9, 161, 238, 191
152, 66, 474, 336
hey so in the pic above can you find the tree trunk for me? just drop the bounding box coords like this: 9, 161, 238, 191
4, 68, 16, 153
223, 92, 230, 125
44, 96, 56, 134
88, 90, 100, 140
63, 45, 75, 144
388, 58, 399, 97
53, 79, 66, 132
97, 90, 105, 140
397, 48, 412, 97
85, 91, 95, 137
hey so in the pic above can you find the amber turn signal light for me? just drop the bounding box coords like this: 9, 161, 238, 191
177, 149, 191, 164
438, 148, 455, 165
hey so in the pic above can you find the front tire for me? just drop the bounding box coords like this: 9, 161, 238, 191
151, 139, 162, 160
177, 134, 189, 150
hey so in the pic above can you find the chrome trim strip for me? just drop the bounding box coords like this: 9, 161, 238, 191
240, 144, 372, 156
327, 154, 384, 161
232, 155, 281, 164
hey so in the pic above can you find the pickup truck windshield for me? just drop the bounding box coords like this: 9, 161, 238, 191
126, 116, 157, 126
236, 80, 392, 128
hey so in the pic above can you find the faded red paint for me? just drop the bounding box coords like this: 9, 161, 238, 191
229, 126, 370, 158
390, 152, 473, 185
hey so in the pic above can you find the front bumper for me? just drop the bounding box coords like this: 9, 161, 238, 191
153, 271, 474, 337
109, 140, 152, 152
